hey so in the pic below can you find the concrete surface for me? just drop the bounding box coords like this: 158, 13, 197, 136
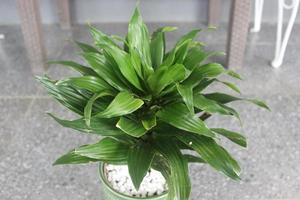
2, 0, 300, 25
0, 23, 300, 200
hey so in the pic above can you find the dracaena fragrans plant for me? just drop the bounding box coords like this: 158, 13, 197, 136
37, 6, 269, 200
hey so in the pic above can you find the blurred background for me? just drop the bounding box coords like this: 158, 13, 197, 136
0, 0, 300, 199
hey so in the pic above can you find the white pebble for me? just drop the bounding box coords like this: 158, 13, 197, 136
104, 164, 167, 197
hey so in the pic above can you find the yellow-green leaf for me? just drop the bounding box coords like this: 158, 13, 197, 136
116, 117, 147, 138
96, 91, 144, 118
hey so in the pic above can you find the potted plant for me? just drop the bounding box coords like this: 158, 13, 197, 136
37, 6, 269, 200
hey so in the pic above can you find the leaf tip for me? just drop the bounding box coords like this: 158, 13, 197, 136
208, 25, 217, 30
52, 161, 59, 166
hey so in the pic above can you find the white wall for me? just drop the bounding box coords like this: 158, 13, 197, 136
0, 0, 299, 25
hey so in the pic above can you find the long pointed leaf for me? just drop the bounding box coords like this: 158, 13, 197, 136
150, 26, 177, 68
89, 25, 119, 48
48, 113, 124, 136
211, 128, 247, 147
128, 7, 153, 76
151, 157, 174, 200
183, 46, 207, 71
47, 60, 97, 76
74, 40, 100, 53
176, 29, 201, 47
82, 52, 128, 91
155, 139, 191, 200
37, 76, 89, 114
173, 39, 191, 64
194, 94, 240, 119
128, 142, 155, 190
156, 103, 215, 138
183, 154, 206, 163
130, 47, 144, 79
227, 70, 243, 80
53, 150, 98, 165
75, 137, 129, 161
176, 133, 241, 180
57, 76, 113, 93
147, 64, 186, 95
116, 117, 147, 138
96, 91, 144, 118
183, 63, 225, 87
177, 84, 194, 113
194, 78, 215, 93
100, 44, 144, 91
205, 93, 270, 110
84, 91, 114, 126
162, 29, 200, 67
216, 79, 241, 94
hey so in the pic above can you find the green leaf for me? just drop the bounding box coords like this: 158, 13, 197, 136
128, 7, 153, 76
247, 99, 270, 110
36, 76, 89, 114
211, 128, 247, 147
57, 76, 113, 93
162, 40, 190, 67
84, 91, 114, 126
176, 133, 241, 180
150, 157, 174, 200
176, 29, 201, 47
116, 117, 147, 138
53, 150, 98, 165
130, 47, 144, 79
205, 93, 270, 110
155, 139, 191, 200
150, 26, 177, 68
183, 154, 206, 163
147, 64, 186, 95
156, 103, 215, 138
173, 39, 191, 64
194, 94, 240, 119
141, 113, 156, 130
184, 48, 226, 72
100, 44, 144, 91
183, 63, 225, 87
162, 50, 175, 67
195, 62, 225, 77
227, 70, 243, 80
89, 25, 119, 48
128, 142, 155, 190
47, 60, 97, 76
177, 84, 194, 113
204, 92, 241, 104
48, 113, 124, 136
75, 137, 129, 162
217, 80, 241, 94
205, 50, 226, 60
183, 46, 207, 71
194, 78, 215, 93
82, 52, 128, 91
162, 29, 200, 67
96, 91, 144, 118
74, 40, 100, 53
111, 34, 128, 44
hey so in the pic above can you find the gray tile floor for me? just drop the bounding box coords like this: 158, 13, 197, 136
0, 23, 300, 200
